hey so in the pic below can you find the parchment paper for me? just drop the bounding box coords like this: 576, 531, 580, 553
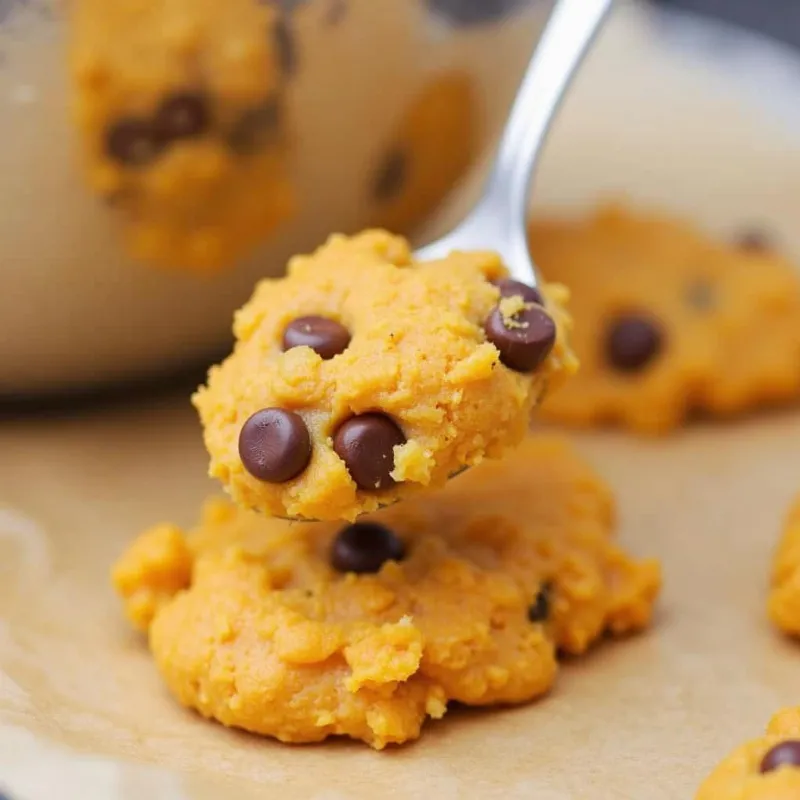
3, 3, 800, 798
2, 396, 800, 800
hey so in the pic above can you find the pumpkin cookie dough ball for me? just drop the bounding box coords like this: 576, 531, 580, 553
69, 0, 295, 272
696, 708, 800, 799
112, 436, 661, 749
192, 229, 577, 521
369, 73, 478, 235
529, 205, 800, 434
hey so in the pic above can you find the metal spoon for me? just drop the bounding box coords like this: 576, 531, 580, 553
416, 0, 613, 281
279, 0, 612, 522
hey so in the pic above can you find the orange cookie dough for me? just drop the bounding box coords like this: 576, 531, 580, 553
768, 495, 800, 637
369, 73, 478, 235
69, 0, 295, 271
112, 436, 660, 749
193, 229, 577, 522
529, 205, 800, 434
696, 708, 800, 799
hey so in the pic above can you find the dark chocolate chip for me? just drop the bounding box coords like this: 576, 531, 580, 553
527, 582, 552, 623
330, 521, 406, 574
326, 0, 347, 25
282, 316, 351, 359
484, 303, 556, 373
105, 118, 164, 166
736, 228, 772, 252
333, 413, 406, 490
238, 408, 311, 483
0, 0, 16, 25
227, 98, 281, 154
155, 92, 210, 142
426, 0, 527, 27
605, 314, 664, 373
493, 277, 544, 306
373, 149, 407, 202
685, 279, 716, 312
760, 740, 800, 773
274, 15, 297, 77
102, 188, 128, 207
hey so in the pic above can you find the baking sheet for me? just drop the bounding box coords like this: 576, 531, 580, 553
4, 2, 800, 798
3, 396, 800, 799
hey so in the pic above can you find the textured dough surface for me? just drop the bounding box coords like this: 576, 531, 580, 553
529, 204, 800, 434
193, 229, 577, 521
69, 0, 295, 271
112, 436, 660, 749
696, 708, 800, 799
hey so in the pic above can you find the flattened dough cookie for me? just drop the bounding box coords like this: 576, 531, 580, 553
69, 0, 295, 271
193, 229, 576, 521
529, 205, 800, 434
696, 708, 800, 799
768, 495, 800, 636
113, 436, 660, 749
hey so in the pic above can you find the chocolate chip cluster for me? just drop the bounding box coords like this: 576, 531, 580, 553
237, 280, 556, 494
106, 91, 282, 167
104, 8, 296, 168
238, 315, 407, 491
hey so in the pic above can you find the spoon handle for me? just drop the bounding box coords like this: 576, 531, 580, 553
487, 0, 614, 214
416, 0, 613, 281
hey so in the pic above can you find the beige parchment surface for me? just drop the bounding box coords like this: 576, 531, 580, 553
1, 396, 800, 800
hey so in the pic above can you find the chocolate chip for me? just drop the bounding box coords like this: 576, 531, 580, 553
333, 413, 406, 490
685, 279, 715, 312
274, 15, 297, 77
426, 0, 527, 26
238, 408, 311, 483
0, 2, 13, 25
484, 303, 556, 373
760, 740, 800, 773
330, 522, 405, 574
155, 92, 210, 142
736, 228, 772, 252
105, 118, 164, 166
227, 98, 281, 154
605, 314, 664, 373
326, 0, 347, 24
528, 582, 552, 623
373, 149, 407, 202
282, 316, 351, 359
493, 277, 544, 306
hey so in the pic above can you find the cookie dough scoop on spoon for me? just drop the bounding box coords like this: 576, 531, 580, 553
193, 0, 611, 522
